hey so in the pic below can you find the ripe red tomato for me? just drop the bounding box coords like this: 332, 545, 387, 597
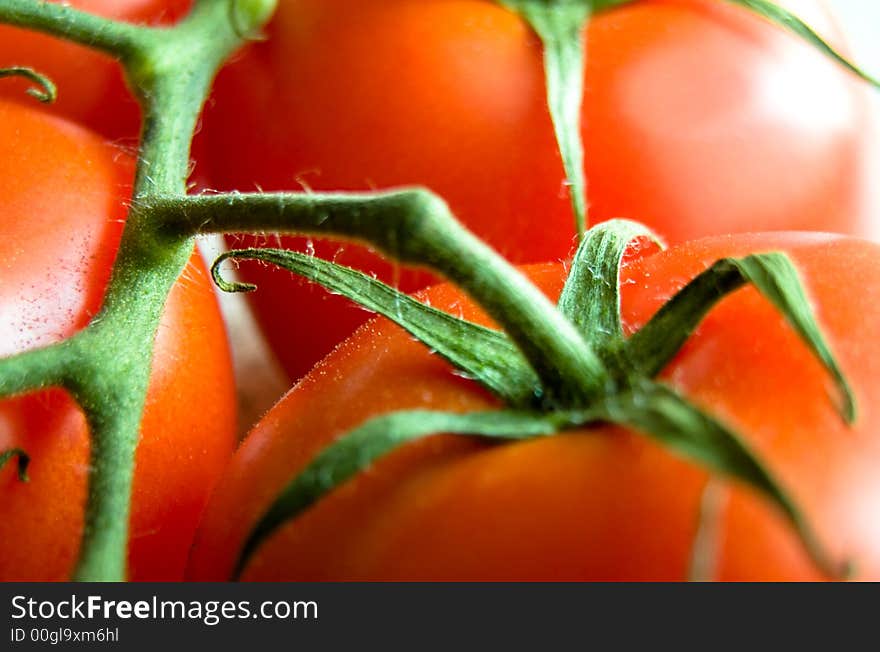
205, 0, 879, 380
0, 100, 236, 581
187, 233, 880, 581
0, 0, 191, 141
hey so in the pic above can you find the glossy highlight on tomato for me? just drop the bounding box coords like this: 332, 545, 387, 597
0, 100, 236, 581
187, 233, 880, 581
0, 0, 191, 141
205, 0, 879, 380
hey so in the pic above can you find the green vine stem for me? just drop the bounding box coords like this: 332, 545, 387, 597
158, 191, 610, 407
0, 0, 277, 581
0, 340, 72, 398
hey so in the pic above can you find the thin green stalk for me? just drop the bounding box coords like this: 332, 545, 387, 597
0, 0, 147, 59
65, 2, 274, 581
69, 381, 149, 581
160, 190, 610, 407
0, 341, 72, 398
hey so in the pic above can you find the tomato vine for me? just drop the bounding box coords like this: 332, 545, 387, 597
0, 0, 876, 582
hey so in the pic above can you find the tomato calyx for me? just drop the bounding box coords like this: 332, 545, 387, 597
0, 66, 56, 103
0, 448, 31, 483
215, 219, 854, 579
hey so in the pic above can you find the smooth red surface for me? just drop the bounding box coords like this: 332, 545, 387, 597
188, 233, 880, 581
205, 0, 879, 379
0, 0, 191, 141
0, 100, 236, 581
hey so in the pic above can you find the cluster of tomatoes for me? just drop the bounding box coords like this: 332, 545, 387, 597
1, 0, 879, 581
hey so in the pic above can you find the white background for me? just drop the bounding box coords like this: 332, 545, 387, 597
833, 0, 879, 69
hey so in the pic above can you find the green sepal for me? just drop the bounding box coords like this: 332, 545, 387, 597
724, 0, 880, 90
0, 448, 30, 482
598, 380, 845, 579
626, 252, 856, 423
558, 219, 663, 351
233, 408, 584, 578
500, 0, 591, 237
213, 248, 542, 407
229, 0, 278, 39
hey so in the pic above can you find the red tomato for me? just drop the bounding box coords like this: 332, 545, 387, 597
205, 0, 879, 380
0, 100, 236, 581
0, 0, 191, 141
187, 233, 880, 581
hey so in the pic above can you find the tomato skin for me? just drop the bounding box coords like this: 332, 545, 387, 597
187, 233, 880, 581
0, 101, 236, 581
206, 0, 878, 380
0, 0, 191, 141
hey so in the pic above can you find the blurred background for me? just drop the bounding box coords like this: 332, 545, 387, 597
833, 1, 879, 72
213, 0, 880, 435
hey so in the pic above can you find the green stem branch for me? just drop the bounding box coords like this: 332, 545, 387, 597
0, 341, 72, 398
0, 0, 277, 582
159, 189, 610, 407
0, 0, 147, 60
